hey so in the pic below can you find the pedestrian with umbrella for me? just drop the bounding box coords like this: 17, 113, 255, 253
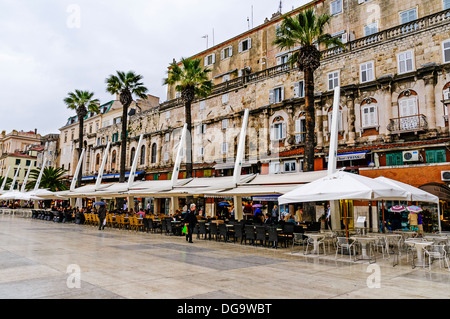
407, 205, 421, 232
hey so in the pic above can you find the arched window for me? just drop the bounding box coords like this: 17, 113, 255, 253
151, 143, 157, 164
270, 116, 287, 141
140, 145, 146, 166
360, 98, 378, 129
398, 90, 419, 130
130, 147, 136, 167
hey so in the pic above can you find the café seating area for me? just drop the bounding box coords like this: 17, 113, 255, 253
29, 209, 450, 271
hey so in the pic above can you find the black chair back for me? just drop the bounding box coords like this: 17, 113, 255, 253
244, 225, 256, 240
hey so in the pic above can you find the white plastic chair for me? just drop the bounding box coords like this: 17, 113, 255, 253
423, 244, 450, 271
304, 236, 326, 255
335, 237, 356, 261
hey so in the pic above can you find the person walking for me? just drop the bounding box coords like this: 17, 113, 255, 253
183, 203, 198, 243
98, 204, 107, 230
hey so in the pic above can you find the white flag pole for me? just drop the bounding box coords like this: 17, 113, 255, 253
128, 135, 144, 188
95, 142, 111, 190
1, 166, 11, 191
70, 149, 85, 191
233, 109, 250, 186
171, 124, 188, 188
10, 163, 21, 191
21, 164, 33, 192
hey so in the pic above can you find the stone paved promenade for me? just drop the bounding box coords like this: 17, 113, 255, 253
0, 215, 449, 299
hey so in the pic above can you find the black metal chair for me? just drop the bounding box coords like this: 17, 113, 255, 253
244, 225, 256, 245
268, 227, 284, 249
197, 222, 208, 239
209, 223, 219, 240
218, 223, 229, 242
255, 225, 267, 246
233, 224, 244, 244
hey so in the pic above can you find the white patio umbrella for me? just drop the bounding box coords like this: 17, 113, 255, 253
278, 170, 409, 205
374, 177, 439, 203
278, 171, 410, 237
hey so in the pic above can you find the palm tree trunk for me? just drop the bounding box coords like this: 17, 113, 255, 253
303, 68, 316, 222
303, 69, 316, 173
119, 104, 129, 183
77, 118, 84, 188
185, 100, 193, 179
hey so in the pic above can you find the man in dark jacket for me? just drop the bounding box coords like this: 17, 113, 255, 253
183, 203, 198, 243
98, 204, 107, 230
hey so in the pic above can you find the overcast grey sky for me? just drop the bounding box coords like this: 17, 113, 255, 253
0, 0, 308, 136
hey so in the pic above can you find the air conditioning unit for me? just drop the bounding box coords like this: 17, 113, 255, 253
444, 89, 450, 100
403, 150, 419, 162
442, 171, 450, 182
341, 33, 348, 44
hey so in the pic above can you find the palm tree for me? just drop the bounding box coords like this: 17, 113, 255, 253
274, 8, 344, 221
105, 71, 148, 183
274, 8, 344, 172
0, 176, 13, 190
163, 58, 213, 179
25, 167, 69, 192
64, 90, 100, 187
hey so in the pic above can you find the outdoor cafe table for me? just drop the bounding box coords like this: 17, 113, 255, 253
350, 236, 377, 261
404, 239, 433, 267
304, 233, 326, 255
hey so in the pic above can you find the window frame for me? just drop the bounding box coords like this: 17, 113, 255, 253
328, 71, 340, 91
360, 61, 375, 83
283, 160, 297, 173
361, 103, 379, 128
221, 46, 233, 60
442, 40, 450, 64
330, 0, 343, 15
399, 8, 417, 24
397, 50, 415, 74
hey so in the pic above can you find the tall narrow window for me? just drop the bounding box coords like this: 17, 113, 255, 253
361, 103, 378, 128
294, 81, 305, 98
360, 61, 375, 83
151, 143, 157, 164
328, 71, 340, 90
140, 145, 146, 166
443, 40, 450, 64
130, 147, 136, 167
398, 50, 414, 74
295, 115, 306, 143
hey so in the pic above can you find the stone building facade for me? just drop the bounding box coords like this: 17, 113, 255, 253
59, 0, 450, 229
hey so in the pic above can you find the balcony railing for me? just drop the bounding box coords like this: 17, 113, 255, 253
387, 114, 428, 134
322, 8, 450, 60
161, 8, 450, 110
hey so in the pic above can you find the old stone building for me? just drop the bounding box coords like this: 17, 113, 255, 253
59, 0, 450, 229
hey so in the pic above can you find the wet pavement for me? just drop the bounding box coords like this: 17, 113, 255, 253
0, 215, 449, 299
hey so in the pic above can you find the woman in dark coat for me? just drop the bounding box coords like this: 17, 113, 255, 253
183, 203, 198, 243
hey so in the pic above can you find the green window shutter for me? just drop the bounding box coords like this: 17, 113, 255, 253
436, 150, 446, 163
426, 149, 446, 163
426, 150, 436, 164
387, 153, 403, 166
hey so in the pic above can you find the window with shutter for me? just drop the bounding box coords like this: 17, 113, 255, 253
360, 62, 374, 83
400, 8, 417, 24
443, 40, 450, 64
386, 153, 403, 166
294, 81, 305, 98
426, 149, 446, 163
328, 71, 340, 90
330, 0, 342, 15
361, 104, 378, 128
398, 51, 414, 74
